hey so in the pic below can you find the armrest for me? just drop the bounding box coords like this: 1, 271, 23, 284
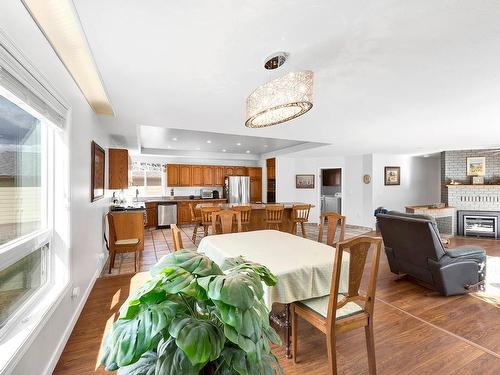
445, 245, 485, 258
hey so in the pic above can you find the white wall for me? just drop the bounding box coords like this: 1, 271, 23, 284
1, 2, 111, 374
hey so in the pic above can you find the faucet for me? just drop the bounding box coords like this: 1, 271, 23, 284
135, 188, 139, 202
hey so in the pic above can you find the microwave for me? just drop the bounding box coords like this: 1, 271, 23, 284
200, 189, 213, 199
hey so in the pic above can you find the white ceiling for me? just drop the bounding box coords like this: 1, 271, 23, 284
70, 1, 500, 155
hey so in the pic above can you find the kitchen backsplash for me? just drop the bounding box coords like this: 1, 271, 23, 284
167, 186, 223, 197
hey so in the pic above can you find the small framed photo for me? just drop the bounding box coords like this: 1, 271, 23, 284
296, 174, 315, 189
466, 157, 486, 176
384, 166, 400, 186
91, 141, 105, 202
472, 176, 484, 185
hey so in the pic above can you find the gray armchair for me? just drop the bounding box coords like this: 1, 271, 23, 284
376, 211, 486, 296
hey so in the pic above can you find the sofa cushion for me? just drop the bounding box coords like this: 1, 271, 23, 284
446, 246, 486, 258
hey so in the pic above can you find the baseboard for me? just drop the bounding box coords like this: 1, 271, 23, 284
43, 252, 108, 375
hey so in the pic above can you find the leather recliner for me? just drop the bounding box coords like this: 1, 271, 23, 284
376, 211, 486, 296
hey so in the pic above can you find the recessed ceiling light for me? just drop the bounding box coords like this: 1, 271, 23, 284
264, 144, 268, 148
22, 0, 113, 115
236, 142, 242, 146
246, 150, 251, 154
172, 137, 178, 141
222, 149, 227, 152
196, 147, 201, 151
167, 145, 171, 149
206, 140, 212, 144
423, 154, 430, 158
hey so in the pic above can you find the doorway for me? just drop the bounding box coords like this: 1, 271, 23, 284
320, 168, 342, 214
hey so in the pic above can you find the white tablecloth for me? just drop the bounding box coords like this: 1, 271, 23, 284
197, 230, 349, 308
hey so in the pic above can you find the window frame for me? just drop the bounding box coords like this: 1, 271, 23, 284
0, 86, 58, 339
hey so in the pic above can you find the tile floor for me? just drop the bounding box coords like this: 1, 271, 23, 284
101, 223, 371, 277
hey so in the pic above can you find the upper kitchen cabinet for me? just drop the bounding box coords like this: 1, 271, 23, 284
266, 158, 276, 179
248, 167, 262, 203
234, 166, 248, 176
179, 165, 192, 186
202, 166, 214, 186
167, 164, 180, 186
191, 165, 203, 186
109, 148, 129, 189
323, 168, 341, 186
225, 166, 234, 177
214, 166, 225, 186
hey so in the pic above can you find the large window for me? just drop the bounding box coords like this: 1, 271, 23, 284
129, 162, 164, 197
0, 93, 51, 333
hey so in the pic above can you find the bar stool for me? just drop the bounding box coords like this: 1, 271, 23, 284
265, 204, 284, 230
212, 210, 242, 234
232, 205, 252, 231
318, 211, 346, 246
291, 204, 312, 238
189, 202, 203, 243
200, 206, 221, 236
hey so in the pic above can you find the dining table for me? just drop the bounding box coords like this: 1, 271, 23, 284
197, 229, 350, 358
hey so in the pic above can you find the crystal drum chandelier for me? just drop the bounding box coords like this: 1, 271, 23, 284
245, 70, 314, 128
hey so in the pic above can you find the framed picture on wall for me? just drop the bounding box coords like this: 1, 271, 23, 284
384, 166, 400, 186
91, 141, 105, 201
466, 157, 486, 176
296, 174, 315, 189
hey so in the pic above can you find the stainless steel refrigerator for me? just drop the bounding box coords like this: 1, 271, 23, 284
224, 176, 250, 204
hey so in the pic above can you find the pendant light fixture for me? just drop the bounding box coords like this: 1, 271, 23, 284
245, 52, 313, 128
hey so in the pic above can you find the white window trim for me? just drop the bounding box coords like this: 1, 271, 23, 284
0, 36, 71, 373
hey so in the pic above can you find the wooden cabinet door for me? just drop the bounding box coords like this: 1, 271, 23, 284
247, 167, 262, 179
191, 165, 203, 186
179, 165, 192, 186
234, 167, 247, 176
266, 166, 275, 179
250, 178, 262, 203
225, 167, 234, 176
167, 164, 179, 186
109, 148, 129, 189
203, 166, 214, 186
214, 166, 225, 186
177, 202, 191, 225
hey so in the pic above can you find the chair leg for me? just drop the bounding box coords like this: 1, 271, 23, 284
326, 332, 337, 375
203, 225, 208, 236
365, 319, 377, 375
292, 222, 297, 235
192, 224, 197, 243
134, 250, 138, 273
291, 304, 298, 364
301, 222, 306, 238
108, 251, 115, 274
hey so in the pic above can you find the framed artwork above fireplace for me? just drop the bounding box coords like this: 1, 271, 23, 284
466, 156, 486, 176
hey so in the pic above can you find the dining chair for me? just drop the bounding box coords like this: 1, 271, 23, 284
189, 202, 203, 242
318, 211, 346, 246
291, 204, 311, 238
171, 224, 184, 251
232, 205, 252, 231
291, 236, 382, 375
200, 206, 221, 236
265, 204, 284, 230
107, 212, 141, 273
212, 209, 242, 234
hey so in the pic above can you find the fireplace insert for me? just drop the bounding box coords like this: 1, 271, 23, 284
457, 210, 500, 238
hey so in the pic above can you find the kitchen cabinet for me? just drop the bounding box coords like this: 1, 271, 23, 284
225, 167, 234, 177
167, 164, 180, 186
203, 166, 214, 186
145, 202, 158, 228
323, 169, 341, 186
177, 202, 192, 225
248, 167, 262, 203
109, 148, 129, 189
191, 165, 203, 186
214, 166, 225, 186
234, 167, 247, 176
179, 165, 192, 186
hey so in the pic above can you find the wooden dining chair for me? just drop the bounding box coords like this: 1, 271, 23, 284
232, 205, 252, 231
291, 204, 311, 238
171, 224, 184, 252
107, 212, 141, 273
291, 236, 382, 375
211, 209, 242, 234
200, 206, 221, 236
189, 202, 203, 242
265, 204, 284, 230
318, 212, 346, 246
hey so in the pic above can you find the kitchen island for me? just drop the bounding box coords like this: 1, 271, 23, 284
195, 202, 314, 233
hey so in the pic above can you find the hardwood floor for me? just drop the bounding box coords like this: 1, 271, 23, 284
55, 232, 500, 374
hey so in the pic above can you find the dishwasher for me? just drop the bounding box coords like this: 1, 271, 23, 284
157, 202, 177, 228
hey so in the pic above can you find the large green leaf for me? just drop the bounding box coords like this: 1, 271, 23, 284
198, 271, 263, 310
151, 250, 223, 277
213, 300, 268, 339
119, 278, 166, 319
157, 267, 195, 294
101, 300, 178, 368
116, 351, 157, 375
169, 316, 225, 365
223, 324, 256, 355
216, 347, 282, 375
155, 337, 204, 375
221, 257, 278, 286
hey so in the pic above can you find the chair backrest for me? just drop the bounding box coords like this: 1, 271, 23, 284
107, 212, 118, 244
171, 224, 183, 251
200, 206, 221, 226
326, 236, 382, 327
232, 205, 252, 224
376, 213, 446, 265
212, 210, 242, 234
189, 203, 201, 222
318, 211, 346, 246
292, 204, 311, 222
265, 204, 284, 223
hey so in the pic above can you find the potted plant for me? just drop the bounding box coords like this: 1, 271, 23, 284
100, 250, 282, 374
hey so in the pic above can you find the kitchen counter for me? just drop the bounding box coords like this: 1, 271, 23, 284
195, 202, 314, 210
140, 196, 226, 203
